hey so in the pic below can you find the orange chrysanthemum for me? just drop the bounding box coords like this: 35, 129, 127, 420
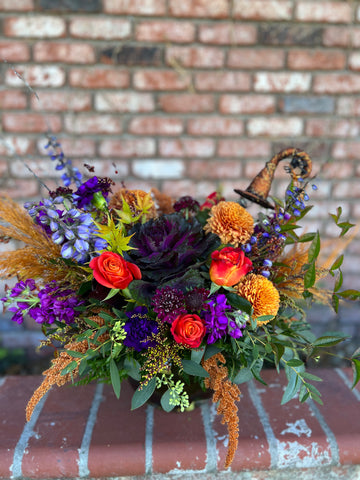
204, 201, 254, 247
235, 273, 280, 324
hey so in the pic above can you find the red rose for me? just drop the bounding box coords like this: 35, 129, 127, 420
171, 313, 206, 348
209, 247, 252, 287
89, 251, 141, 290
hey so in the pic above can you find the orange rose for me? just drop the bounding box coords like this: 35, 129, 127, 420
89, 252, 141, 290
171, 313, 206, 348
209, 247, 252, 287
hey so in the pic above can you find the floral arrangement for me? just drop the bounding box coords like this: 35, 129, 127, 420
1, 138, 359, 468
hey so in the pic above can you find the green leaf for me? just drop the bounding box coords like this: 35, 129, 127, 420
61, 360, 78, 376
299, 232, 316, 243
313, 335, 347, 347
302, 372, 323, 382
160, 390, 175, 412
337, 289, 360, 300
131, 378, 157, 410
191, 347, 205, 364
103, 288, 120, 301
286, 359, 304, 367
77, 280, 92, 297
204, 344, 222, 361
181, 359, 209, 378
226, 292, 252, 314
330, 254, 344, 271
209, 282, 222, 296
255, 315, 274, 324
304, 262, 316, 289
351, 347, 360, 359
109, 358, 121, 399
331, 293, 339, 313
83, 317, 102, 329
64, 350, 84, 358
281, 367, 300, 405
99, 312, 115, 324
308, 231, 320, 263
124, 357, 141, 381
334, 270, 343, 293
233, 367, 253, 384
351, 358, 360, 389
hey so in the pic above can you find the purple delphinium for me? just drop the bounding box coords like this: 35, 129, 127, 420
203, 294, 232, 344
152, 286, 186, 323
123, 306, 158, 352
73, 176, 113, 209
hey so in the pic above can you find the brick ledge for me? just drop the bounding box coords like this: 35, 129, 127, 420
0, 367, 359, 479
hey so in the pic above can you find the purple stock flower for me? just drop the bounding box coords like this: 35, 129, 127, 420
203, 294, 231, 344
123, 306, 158, 352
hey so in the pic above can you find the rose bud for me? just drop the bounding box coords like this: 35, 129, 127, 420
209, 247, 252, 287
89, 251, 141, 290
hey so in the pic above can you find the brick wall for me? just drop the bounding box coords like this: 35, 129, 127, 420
0, 0, 359, 295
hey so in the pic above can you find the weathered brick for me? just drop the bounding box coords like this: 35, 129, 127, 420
314, 74, 360, 94
280, 96, 335, 114
187, 118, 244, 136
258, 25, 323, 46
69, 18, 131, 39
0, 179, 39, 198
296, 2, 351, 23
162, 180, 217, 199
34, 42, 95, 63
288, 50, 346, 70
217, 139, 271, 157
169, 0, 229, 18
64, 114, 122, 134
101, 46, 163, 66
128, 117, 183, 135
99, 139, 156, 157
31, 91, 91, 111
247, 117, 303, 137
104, 0, 166, 15
254, 72, 311, 92
159, 94, 214, 113
72, 159, 129, 178
0, 136, 34, 155
37, 138, 95, 156
4, 16, 65, 38
0, 0, 33, 10
337, 97, 360, 116
332, 141, 360, 159
136, 21, 195, 43
323, 27, 352, 47
69, 68, 129, 88
349, 53, 360, 72
39, 0, 101, 11
132, 160, 185, 179
188, 159, 242, 179
227, 49, 285, 69
159, 139, 215, 157
199, 24, 256, 45
332, 180, 360, 199
134, 71, 191, 91
10, 158, 63, 178
95, 92, 154, 112
166, 46, 225, 68
0, 41, 30, 61
2, 113, 61, 133
219, 94, 276, 114
195, 72, 250, 91
0, 90, 27, 109
5, 65, 65, 87
322, 160, 354, 179
306, 119, 360, 138
233, 0, 292, 20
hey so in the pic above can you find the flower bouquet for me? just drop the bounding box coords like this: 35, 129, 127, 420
1, 139, 359, 468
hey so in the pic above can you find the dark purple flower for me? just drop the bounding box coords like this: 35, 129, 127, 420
203, 294, 232, 344
123, 306, 158, 351
73, 176, 113, 209
184, 288, 209, 312
152, 286, 186, 323
173, 196, 200, 214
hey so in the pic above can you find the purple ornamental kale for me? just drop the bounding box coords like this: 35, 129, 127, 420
123, 306, 158, 352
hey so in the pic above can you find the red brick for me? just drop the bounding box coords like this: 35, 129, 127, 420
188, 159, 242, 179
195, 72, 251, 91
166, 46, 224, 68
32, 92, 91, 112
0, 136, 34, 155
1, 179, 39, 198
337, 97, 360, 116
69, 18, 131, 39
228, 49, 285, 69
199, 23, 256, 45
0, 90, 27, 109
95, 92, 155, 112
187, 118, 244, 136
38, 138, 96, 157
233, 0, 292, 20
296, 1, 351, 23
218, 139, 271, 157
247, 117, 303, 137
22, 383, 97, 479
306, 119, 360, 138
314, 74, 360, 93
9, 158, 63, 179
219, 94, 276, 114
159, 94, 214, 113
136, 21, 195, 43
5, 65, 65, 87
99, 138, 156, 157
288, 50, 346, 70
69, 68, 129, 89
34, 42, 95, 63
64, 114, 122, 134
0, 0, 33, 9
323, 27, 352, 47
254, 72, 311, 92
322, 160, 354, 179
2, 113, 61, 133
134, 71, 191, 91
159, 138, 215, 157
162, 179, 217, 199
169, 0, 229, 18
4, 16, 65, 38
332, 141, 360, 159
128, 117, 183, 135
0, 41, 30, 61
104, 0, 166, 15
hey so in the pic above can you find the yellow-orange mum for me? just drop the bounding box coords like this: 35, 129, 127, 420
204, 201, 254, 247
235, 273, 280, 325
